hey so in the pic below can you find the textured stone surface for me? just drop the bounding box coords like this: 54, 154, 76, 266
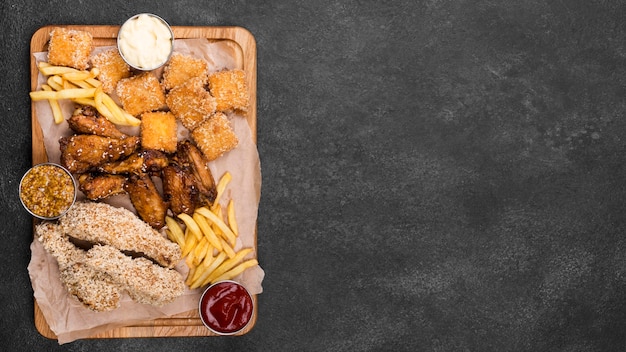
2, 0, 626, 350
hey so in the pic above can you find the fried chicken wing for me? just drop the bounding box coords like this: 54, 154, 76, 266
97, 149, 169, 175
162, 164, 198, 216
59, 135, 140, 173
177, 140, 217, 205
67, 106, 129, 139
78, 173, 127, 200
125, 173, 167, 229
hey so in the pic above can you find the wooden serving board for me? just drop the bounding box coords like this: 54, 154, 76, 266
30, 25, 257, 340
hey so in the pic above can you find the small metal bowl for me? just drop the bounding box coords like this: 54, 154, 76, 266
19, 163, 77, 220
117, 13, 174, 71
198, 280, 254, 335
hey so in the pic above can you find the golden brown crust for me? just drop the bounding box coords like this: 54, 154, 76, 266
140, 111, 178, 153
165, 76, 217, 131
161, 52, 209, 91
91, 48, 131, 94
47, 27, 93, 70
208, 69, 249, 113
190, 112, 238, 161
116, 72, 167, 116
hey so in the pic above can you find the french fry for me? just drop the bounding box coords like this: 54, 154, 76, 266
203, 248, 253, 286
227, 199, 239, 237
212, 171, 232, 208
190, 252, 227, 289
37, 62, 78, 76
213, 259, 258, 283
165, 216, 185, 247
182, 229, 198, 257
32, 62, 138, 126
41, 85, 64, 124
195, 207, 237, 246
220, 238, 236, 259
192, 212, 223, 251
29, 87, 96, 101
178, 213, 203, 241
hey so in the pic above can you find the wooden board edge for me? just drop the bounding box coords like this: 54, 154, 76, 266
30, 25, 259, 340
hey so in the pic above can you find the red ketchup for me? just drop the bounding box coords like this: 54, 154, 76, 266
199, 281, 253, 334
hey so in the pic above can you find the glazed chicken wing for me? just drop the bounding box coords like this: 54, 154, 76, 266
98, 149, 169, 175
162, 164, 198, 216
177, 140, 217, 205
67, 106, 129, 139
78, 173, 127, 200
124, 173, 167, 229
59, 135, 140, 173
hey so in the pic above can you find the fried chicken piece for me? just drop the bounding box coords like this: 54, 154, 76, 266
58, 201, 180, 268
67, 106, 128, 139
97, 149, 169, 175
91, 48, 132, 94
59, 135, 140, 173
208, 69, 249, 112
116, 72, 167, 116
177, 140, 217, 204
36, 222, 121, 312
140, 111, 178, 153
161, 52, 209, 90
162, 164, 199, 216
190, 112, 238, 161
85, 245, 184, 306
165, 76, 217, 130
125, 173, 168, 229
78, 173, 127, 200
47, 27, 93, 70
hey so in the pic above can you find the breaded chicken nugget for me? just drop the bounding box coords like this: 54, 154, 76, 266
140, 111, 178, 153
190, 112, 238, 161
116, 72, 167, 116
47, 27, 93, 70
91, 48, 131, 94
208, 69, 249, 113
161, 52, 209, 90
165, 76, 217, 130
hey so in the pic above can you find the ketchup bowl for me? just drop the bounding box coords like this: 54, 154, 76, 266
198, 280, 254, 335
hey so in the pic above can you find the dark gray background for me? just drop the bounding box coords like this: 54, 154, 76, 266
2, 0, 626, 351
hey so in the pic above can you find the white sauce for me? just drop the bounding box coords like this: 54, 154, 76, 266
118, 14, 173, 70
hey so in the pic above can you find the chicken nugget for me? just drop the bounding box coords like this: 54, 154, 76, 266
47, 27, 93, 70
161, 52, 209, 90
116, 72, 167, 116
91, 48, 131, 94
190, 112, 238, 161
208, 69, 249, 113
140, 111, 178, 153
165, 77, 217, 130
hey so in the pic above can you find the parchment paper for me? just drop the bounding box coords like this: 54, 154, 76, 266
27, 39, 264, 344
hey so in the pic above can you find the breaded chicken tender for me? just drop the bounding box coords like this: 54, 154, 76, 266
208, 69, 249, 113
165, 76, 217, 130
191, 112, 238, 161
91, 48, 131, 94
140, 111, 178, 153
116, 72, 167, 116
161, 52, 209, 90
47, 27, 93, 70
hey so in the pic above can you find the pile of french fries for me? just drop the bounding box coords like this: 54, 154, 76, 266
29, 62, 140, 126
165, 171, 258, 289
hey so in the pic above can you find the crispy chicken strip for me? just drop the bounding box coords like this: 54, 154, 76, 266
78, 173, 127, 200
58, 201, 181, 268
36, 222, 121, 312
125, 173, 168, 229
59, 135, 140, 173
67, 106, 129, 139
